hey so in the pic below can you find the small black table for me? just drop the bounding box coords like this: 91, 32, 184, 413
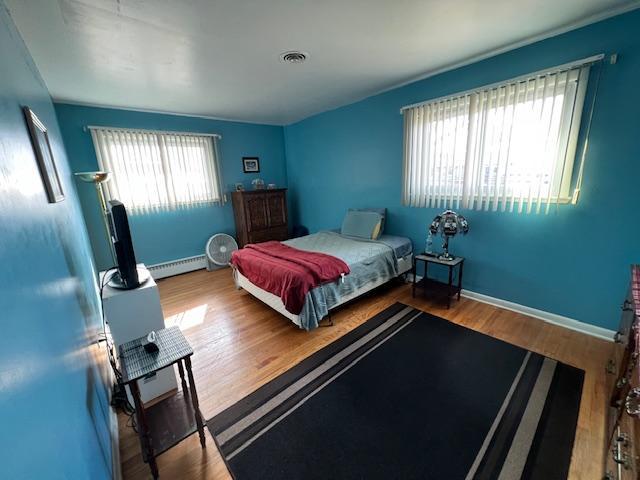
119, 326, 206, 479
412, 254, 465, 308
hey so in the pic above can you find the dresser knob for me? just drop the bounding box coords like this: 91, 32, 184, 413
613, 450, 630, 469
626, 387, 640, 417
616, 432, 629, 447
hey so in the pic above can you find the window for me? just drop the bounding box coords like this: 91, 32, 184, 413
402, 60, 594, 214
90, 127, 225, 214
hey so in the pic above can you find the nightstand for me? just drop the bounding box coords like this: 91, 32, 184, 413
412, 254, 465, 308
119, 326, 206, 479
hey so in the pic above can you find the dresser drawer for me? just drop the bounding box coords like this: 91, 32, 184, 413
605, 265, 640, 479
266, 191, 287, 227
244, 193, 268, 232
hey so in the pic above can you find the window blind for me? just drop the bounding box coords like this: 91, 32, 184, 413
401, 59, 596, 214
90, 127, 225, 214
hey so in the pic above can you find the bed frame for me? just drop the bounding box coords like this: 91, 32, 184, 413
234, 254, 413, 327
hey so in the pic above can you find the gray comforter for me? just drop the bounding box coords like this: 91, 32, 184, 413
283, 231, 404, 330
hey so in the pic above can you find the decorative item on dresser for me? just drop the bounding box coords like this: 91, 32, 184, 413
232, 188, 288, 248
604, 265, 640, 479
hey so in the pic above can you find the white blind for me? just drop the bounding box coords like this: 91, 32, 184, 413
90, 128, 225, 214
402, 63, 591, 214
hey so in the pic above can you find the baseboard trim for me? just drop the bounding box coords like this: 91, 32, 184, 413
147, 255, 207, 280
408, 273, 615, 341
110, 398, 121, 480
460, 289, 615, 342
105, 357, 122, 480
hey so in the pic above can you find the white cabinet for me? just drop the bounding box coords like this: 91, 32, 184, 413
100, 264, 177, 403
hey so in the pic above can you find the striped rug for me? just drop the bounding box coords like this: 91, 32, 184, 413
207, 303, 584, 479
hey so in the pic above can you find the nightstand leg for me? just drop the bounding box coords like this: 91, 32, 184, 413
184, 357, 206, 448
447, 266, 453, 309
177, 360, 189, 394
423, 262, 428, 298
130, 380, 158, 479
412, 258, 416, 298
458, 262, 464, 301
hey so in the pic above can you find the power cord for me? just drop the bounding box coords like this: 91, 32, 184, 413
98, 267, 136, 418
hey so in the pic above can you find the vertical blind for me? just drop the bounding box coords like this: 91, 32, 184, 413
90, 127, 225, 214
402, 61, 593, 214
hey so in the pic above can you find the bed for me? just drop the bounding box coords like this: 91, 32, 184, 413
233, 230, 413, 330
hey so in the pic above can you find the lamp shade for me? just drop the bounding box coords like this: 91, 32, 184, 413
429, 210, 469, 260
74, 171, 111, 184
429, 210, 469, 237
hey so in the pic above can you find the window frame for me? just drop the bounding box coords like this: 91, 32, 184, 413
89, 126, 225, 214
400, 56, 600, 211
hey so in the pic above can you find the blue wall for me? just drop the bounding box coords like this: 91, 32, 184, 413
55, 103, 287, 270
284, 10, 640, 331
0, 3, 113, 479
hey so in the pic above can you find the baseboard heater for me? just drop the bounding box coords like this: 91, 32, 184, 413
147, 255, 207, 280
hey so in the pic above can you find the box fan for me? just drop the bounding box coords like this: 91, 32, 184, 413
205, 233, 238, 271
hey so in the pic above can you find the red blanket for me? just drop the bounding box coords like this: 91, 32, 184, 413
230, 241, 350, 315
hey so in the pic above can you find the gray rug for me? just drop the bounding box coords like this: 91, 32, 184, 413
208, 303, 584, 479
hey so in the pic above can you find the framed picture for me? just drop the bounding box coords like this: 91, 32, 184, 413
242, 156, 260, 173
23, 106, 64, 203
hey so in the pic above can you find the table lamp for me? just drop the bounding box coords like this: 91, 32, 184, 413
429, 210, 469, 260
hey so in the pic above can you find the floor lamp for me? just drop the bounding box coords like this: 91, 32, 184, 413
75, 171, 149, 289
74, 171, 117, 266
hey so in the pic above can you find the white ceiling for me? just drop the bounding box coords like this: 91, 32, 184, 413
6, 0, 639, 125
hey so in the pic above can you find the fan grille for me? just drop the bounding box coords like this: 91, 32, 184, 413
206, 234, 238, 266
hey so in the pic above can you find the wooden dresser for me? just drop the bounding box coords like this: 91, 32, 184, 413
231, 189, 288, 248
605, 265, 640, 479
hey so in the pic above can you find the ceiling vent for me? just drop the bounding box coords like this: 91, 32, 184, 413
280, 51, 308, 64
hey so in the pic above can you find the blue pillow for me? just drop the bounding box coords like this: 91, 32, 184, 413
341, 211, 383, 239
349, 208, 386, 234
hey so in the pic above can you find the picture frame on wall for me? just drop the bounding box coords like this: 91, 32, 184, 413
23, 106, 64, 203
242, 156, 260, 173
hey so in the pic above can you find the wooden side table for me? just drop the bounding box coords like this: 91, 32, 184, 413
119, 326, 206, 479
412, 254, 464, 308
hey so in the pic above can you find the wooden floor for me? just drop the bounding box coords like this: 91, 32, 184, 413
118, 268, 612, 480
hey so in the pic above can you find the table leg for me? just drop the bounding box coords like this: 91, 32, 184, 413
184, 357, 206, 448
447, 265, 453, 309
458, 261, 464, 301
130, 381, 159, 479
177, 360, 189, 394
